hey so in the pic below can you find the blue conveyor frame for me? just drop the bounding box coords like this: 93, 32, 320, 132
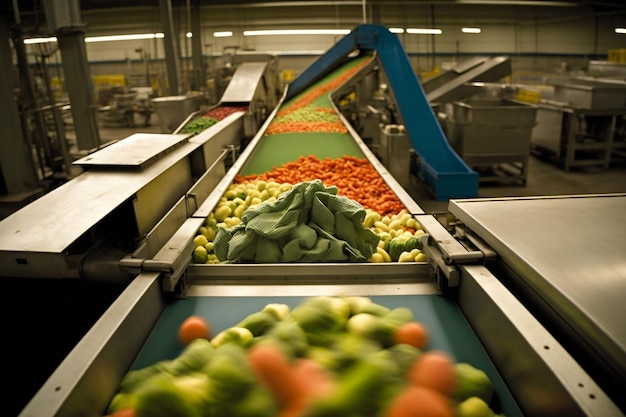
287, 24, 479, 201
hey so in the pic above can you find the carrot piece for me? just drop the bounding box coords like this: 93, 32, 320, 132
292, 358, 335, 399
384, 385, 455, 417
247, 343, 306, 407
177, 315, 211, 346
395, 321, 429, 350
406, 350, 457, 397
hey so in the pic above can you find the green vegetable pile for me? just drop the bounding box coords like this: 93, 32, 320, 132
106, 296, 505, 417
180, 116, 219, 135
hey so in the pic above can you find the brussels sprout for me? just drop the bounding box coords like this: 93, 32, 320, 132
457, 396, 497, 417
455, 362, 495, 403
134, 373, 210, 417
211, 326, 254, 348
236, 310, 278, 336
169, 338, 215, 375
205, 344, 256, 402
290, 296, 350, 333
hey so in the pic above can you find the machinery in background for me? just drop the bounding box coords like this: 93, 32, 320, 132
420, 57, 538, 186
176, 60, 281, 140
418, 57, 626, 179
420, 56, 512, 104
153, 58, 280, 137
100, 87, 155, 128
333, 54, 535, 188
206, 51, 280, 105
0, 59, 280, 283
442, 95, 538, 185
527, 69, 626, 170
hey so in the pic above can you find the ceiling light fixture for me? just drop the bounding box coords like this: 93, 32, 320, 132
243, 29, 351, 36
85, 33, 164, 43
23, 37, 57, 44
406, 28, 443, 35
616, 28, 626, 34
389, 28, 404, 34
462, 27, 482, 33
456, 0, 575, 5
24, 33, 166, 44
213, 31, 233, 38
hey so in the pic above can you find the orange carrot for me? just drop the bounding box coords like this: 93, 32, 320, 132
406, 351, 457, 397
292, 358, 335, 399
383, 385, 455, 417
234, 155, 406, 216
247, 343, 307, 407
395, 321, 429, 350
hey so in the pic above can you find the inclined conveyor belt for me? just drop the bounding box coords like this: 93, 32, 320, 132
285, 24, 479, 201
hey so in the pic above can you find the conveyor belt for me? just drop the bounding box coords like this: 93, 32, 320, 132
14, 26, 624, 417
130, 293, 522, 417
239, 133, 363, 176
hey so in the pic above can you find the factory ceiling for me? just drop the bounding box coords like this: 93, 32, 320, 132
4, 0, 624, 27
6, 0, 626, 14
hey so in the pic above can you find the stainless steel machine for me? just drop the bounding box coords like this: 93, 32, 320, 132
5, 25, 625, 417
444, 98, 538, 185
0, 59, 280, 283
530, 75, 626, 170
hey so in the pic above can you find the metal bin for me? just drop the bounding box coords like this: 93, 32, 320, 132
151, 95, 201, 133
446, 99, 537, 185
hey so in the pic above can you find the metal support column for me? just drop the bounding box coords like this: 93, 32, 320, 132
190, 0, 205, 91
43, 0, 100, 151
0, 11, 40, 197
159, 0, 181, 95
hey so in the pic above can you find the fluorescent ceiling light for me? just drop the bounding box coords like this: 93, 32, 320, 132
462, 27, 482, 33
25, 33, 166, 44
85, 33, 164, 43
243, 29, 350, 36
456, 0, 575, 5
24, 37, 57, 44
389, 28, 404, 34
406, 28, 443, 35
214, 31, 233, 38
616, 28, 626, 34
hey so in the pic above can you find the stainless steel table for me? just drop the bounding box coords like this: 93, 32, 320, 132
449, 193, 626, 409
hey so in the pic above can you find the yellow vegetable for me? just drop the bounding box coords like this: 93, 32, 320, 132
193, 235, 209, 247
370, 253, 385, 263
376, 247, 392, 263
214, 205, 231, 222
233, 204, 245, 218
374, 221, 388, 232
398, 251, 415, 263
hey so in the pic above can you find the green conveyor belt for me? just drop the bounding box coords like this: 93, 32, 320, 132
239, 133, 364, 176
131, 295, 523, 417
238, 56, 370, 176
